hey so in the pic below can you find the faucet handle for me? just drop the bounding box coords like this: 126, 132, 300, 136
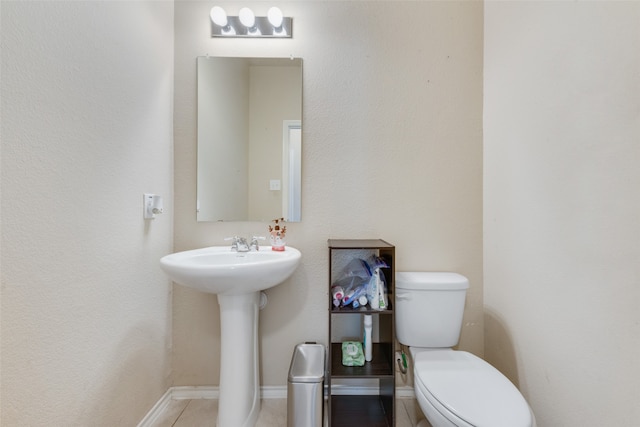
224, 236, 240, 251
250, 236, 266, 251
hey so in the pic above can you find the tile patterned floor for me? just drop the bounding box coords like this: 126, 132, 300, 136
150, 397, 428, 426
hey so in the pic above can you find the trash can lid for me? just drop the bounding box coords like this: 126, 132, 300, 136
288, 343, 325, 383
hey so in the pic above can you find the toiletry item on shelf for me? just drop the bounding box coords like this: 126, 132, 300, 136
341, 341, 365, 367
268, 218, 286, 251
331, 285, 344, 301
367, 272, 380, 310
366, 269, 388, 310
363, 314, 373, 362
377, 269, 388, 310
367, 255, 389, 271
355, 257, 389, 309
342, 286, 364, 307
341, 258, 372, 280
358, 295, 368, 307
334, 276, 368, 301
331, 257, 372, 308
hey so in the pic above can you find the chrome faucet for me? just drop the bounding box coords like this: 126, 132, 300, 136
236, 237, 250, 252
226, 236, 264, 252
249, 236, 265, 251
225, 236, 248, 252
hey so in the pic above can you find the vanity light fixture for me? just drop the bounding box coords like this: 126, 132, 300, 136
210, 6, 236, 35
238, 7, 260, 35
210, 6, 292, 38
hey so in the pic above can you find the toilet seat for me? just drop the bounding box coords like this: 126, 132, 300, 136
412, 349, 533, 427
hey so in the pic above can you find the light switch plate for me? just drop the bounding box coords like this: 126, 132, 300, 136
269, 179, 281, 191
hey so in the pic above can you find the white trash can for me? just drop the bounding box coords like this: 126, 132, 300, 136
287, 343, 325, 427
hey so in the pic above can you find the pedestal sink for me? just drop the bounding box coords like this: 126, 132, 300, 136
160, 246, 301, 427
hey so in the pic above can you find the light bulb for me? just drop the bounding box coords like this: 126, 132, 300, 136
267, 7, 283, 28
238, 7, 255, 28
210, 6, 227, 27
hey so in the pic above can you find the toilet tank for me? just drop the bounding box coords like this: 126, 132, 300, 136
395, 272, 469, 348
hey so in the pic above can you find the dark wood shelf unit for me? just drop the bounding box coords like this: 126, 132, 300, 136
330, 303, 394, 313
330, 395, 393, 427
327, 239, 395, 427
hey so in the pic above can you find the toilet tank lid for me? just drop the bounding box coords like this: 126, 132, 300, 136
396, 272, 469, 290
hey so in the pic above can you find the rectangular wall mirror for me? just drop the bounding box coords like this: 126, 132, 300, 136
197, 56, 303, 222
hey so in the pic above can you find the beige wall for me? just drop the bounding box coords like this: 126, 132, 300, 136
173, 1, 484, 387
1, 1, 174, 425
484, 1, 640, 426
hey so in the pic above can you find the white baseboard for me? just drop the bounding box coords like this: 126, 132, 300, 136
396, 385, 415, 398
169, 385, 289, 400
170, 385, 220, 400
138, 385, 415, 427
137, 388, 173, 427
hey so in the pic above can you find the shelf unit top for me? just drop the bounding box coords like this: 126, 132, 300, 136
327, 239, 394, 249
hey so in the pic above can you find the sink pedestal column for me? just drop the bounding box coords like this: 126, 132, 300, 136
217, 292, 260, 427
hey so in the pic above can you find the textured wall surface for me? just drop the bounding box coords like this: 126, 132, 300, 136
484, 2, 640, 426
173, 1, 484, 387
1, 2, 174, 425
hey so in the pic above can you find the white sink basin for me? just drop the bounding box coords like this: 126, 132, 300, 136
160, 245, 301, 295
159, 244, 302, 426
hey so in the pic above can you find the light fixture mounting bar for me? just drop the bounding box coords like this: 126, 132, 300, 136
211, 16, 292, 38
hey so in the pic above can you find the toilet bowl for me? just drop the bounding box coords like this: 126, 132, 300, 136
395, 272, 536, 427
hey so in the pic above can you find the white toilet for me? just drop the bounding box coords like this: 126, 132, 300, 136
395, 272, 536, 427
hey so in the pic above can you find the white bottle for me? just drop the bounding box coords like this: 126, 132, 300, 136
363, 314, 373, 362
368, 274, 379, 310
377, 270, 387, 311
